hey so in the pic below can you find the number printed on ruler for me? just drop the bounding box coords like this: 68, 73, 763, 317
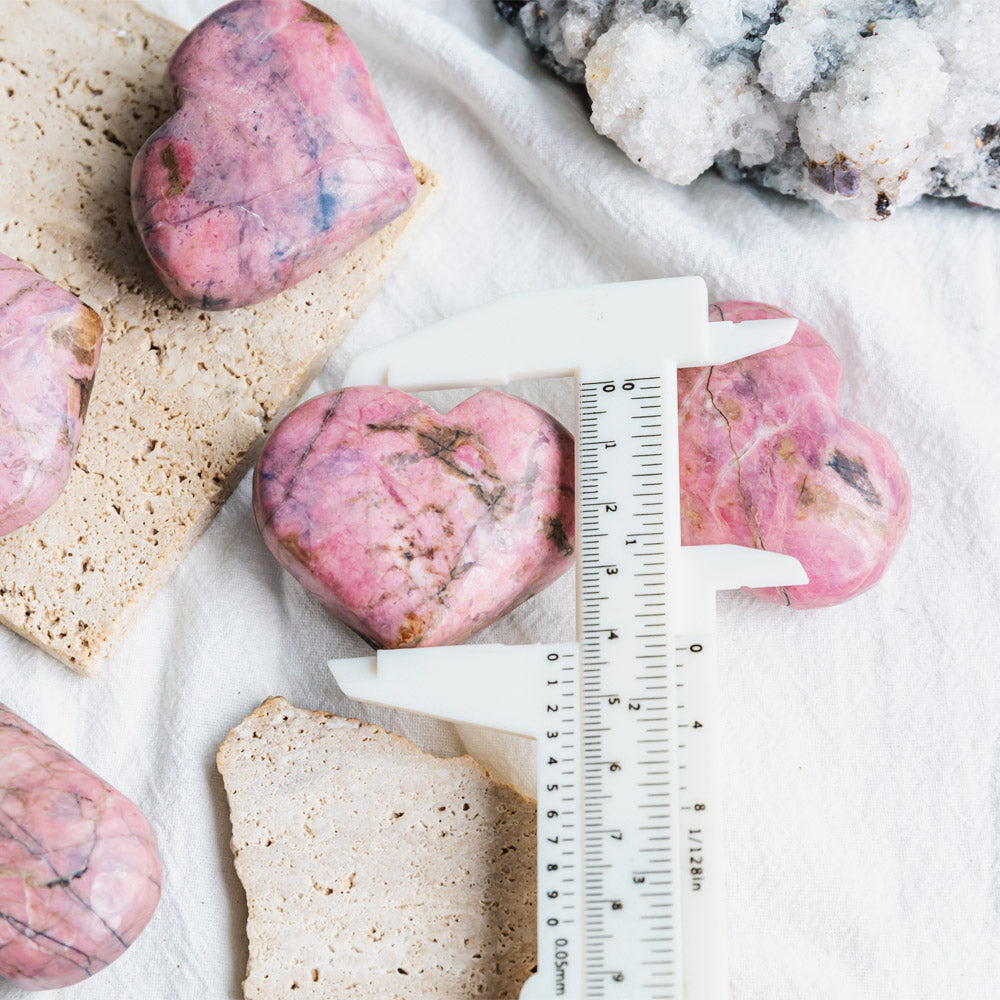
537, 645, 583, 997
676, 639, 709, 896
578, 374, 678, 998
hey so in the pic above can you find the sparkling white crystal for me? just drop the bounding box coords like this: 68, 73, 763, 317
497, 0, 1000, 219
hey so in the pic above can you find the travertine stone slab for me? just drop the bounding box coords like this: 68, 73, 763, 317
218, 697, 537, 1000
0, 0, 440, 672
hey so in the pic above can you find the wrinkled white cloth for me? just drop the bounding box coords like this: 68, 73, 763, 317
2, 1, 998, 998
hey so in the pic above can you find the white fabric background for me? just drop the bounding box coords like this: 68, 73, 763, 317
2, 1, 998, 997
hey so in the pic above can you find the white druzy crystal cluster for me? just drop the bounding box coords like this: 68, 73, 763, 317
497, 0, 1000, 219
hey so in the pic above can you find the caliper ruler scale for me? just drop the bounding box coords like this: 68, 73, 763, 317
328, 278, 807, 1000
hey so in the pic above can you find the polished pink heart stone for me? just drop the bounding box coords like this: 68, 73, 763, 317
253, 387, 575, 647
131, 0, 417, 310
679, 301, 910, 607
0, 704, 162, 990
0, 253, 102, 537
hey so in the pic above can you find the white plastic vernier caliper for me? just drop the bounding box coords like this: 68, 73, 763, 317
328, 278, 807, 1000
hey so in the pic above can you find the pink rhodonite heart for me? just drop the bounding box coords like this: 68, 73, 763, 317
0, 704, 162, 990
0, 254, 102, 538
679, 301, 910, 608
131, 0, 417, 310
253, 387, 575, 647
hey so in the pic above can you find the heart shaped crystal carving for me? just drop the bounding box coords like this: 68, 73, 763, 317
680, 301, 910, 608
0, 254, 102, 537
254, 387, 576, 647
131, 0, 417, 310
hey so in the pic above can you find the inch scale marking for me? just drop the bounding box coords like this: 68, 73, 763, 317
328, 279, 807, 999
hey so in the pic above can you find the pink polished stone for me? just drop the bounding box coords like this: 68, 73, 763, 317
0, 705, 162, 990
0, 254, 102, 538
679, 301, 910, 608
131, 0, 417, 310
254, 387, 575, 647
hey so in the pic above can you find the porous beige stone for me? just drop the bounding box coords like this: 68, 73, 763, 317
218, 697, 537, 1000
0, 1, 440, 671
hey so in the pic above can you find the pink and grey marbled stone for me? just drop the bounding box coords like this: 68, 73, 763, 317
254, 387, 575, 648
0, 254, 102, 538
679, 301, 910, 608
0, 705, 162, 990
131, 0, 417, 311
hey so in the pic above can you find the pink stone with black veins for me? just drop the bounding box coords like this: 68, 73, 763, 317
679, 301, 910, 608
131, 0, 417, 310
0, 253, 102, 538
254, 386, 576, 648
0, 704, 162, 990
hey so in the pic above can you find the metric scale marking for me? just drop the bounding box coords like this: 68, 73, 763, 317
577, 372, 677, 998
328, 278, 807, 999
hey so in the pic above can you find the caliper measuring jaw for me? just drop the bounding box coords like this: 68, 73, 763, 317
329, 278, 807, 1000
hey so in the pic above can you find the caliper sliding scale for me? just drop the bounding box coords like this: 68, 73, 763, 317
328, 278, 807, 1000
